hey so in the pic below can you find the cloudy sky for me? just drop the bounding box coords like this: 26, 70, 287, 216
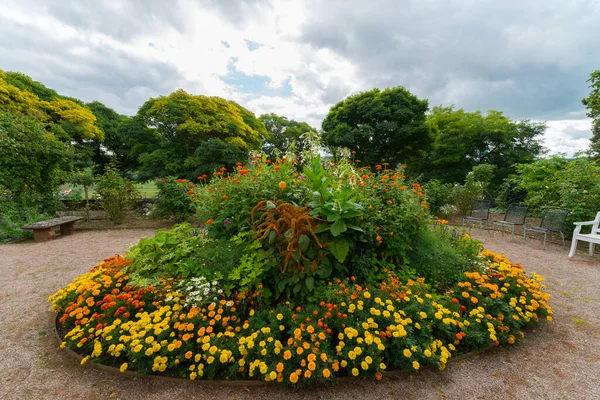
1, 0, 598, 155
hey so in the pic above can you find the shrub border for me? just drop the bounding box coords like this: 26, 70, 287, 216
54, 314, 494, 387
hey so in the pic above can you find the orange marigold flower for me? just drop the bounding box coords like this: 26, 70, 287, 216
222, 195, 229, 199
323, 368, 331, 378
283, 350, 292, 360
289, 372, 299, 383
278, 181, 287, 189
184, 351, 193, 359
206, 218, 213, 224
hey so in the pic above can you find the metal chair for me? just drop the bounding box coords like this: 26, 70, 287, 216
462, 200, 491, 232
492, 204, 529, 241
524, 207, 570, 249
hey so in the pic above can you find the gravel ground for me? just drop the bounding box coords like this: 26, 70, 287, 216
0, 229, 599, 400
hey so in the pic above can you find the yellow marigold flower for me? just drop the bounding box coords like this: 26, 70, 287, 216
60, 341, 67, 349
471, 297, 479, 304
403, 349, 412, 358
412, 361, 420, 370
190, 371, 197, 380
363, 291, 371, 299
424, 349, 432, 357
462, 291, 470, 298
277, 313, 284, 320
119, 363, 128, 372
80, 356, 90, 365
379, 363, 386, 370
352, 368, 359, 376
361, 361, 369, 370
308, 361, 316, 371
341, 360, 348, 367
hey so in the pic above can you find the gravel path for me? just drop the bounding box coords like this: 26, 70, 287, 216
0, 229, 599, 400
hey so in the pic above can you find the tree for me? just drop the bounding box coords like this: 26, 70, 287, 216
86, 101, 133, 173
0, 111, 71, 197
422, 107, 546, 185
134, 90, 266, 180
259, 113, 316, 160
321, 87, 431, 167
582, 70, 600, 159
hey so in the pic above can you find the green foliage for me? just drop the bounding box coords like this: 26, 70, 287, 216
496, 177, 527, 210
447, 164, 495, 216
407, 227, 483, 289
422, 179, 452, 215
0, 111, 72, 197
154, 178, 196, 222
0, 192, 53, 242
259, 113, 316, 160
322, 87, 431, 168
126, 224, 210, 285
95, 164, 139, 224
134, 90, 266, 180
582, 70, 600, 159
422, 106, 545, 185
195, 156, 310, 238
511, 156, 600, 236
189, 138, 248, 178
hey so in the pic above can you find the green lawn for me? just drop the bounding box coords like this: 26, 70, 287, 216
59, 182, 159, 199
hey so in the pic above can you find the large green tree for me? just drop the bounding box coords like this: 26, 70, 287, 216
0, 111, 71, 196
321, 87, 431, 167
259, 113, 316, 160
134, 90, 266, 180
582, 70, 600, 159
422, 106, 546, 185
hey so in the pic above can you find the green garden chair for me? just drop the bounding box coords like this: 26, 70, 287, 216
524, 207, 570, 250
492, 204, 529, 241
462, 200, 491, 232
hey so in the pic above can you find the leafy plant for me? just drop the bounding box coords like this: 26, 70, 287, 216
95, 163, 139, 224
251, 200, 331, 299
154, 177, 196, 222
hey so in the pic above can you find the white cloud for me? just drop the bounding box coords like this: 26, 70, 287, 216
543, 119, 592, 157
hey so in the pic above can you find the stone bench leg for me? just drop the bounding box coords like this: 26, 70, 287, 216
60, 222, 75, 236
33, 228, 55, 242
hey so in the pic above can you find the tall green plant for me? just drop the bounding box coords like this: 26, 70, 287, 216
95, 164, 139, 224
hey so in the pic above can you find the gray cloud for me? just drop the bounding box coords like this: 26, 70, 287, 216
298, 0, 600, 121
0, 8, 191, 115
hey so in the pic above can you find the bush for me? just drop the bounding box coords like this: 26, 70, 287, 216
154, 178, 196, 222
0, 191, 55, 242
510, 156, 600, 236
407, 226, 483, 289
95, 164, 139, 224
495, 177, 527, 210
447, 164, 495, 215
422, 179, 452, 215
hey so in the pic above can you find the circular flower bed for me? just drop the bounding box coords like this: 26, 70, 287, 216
50, 156, 552, 387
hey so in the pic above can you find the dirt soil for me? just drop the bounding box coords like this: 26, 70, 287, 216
0, 229, 599, 400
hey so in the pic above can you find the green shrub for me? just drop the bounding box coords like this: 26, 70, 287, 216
510, 156, 600, 236
154, 178, 196, 222
0, 191, 54, 242
422, 179, 452, 215
95, 164, 139, 224
495, 177, 527, 210
407, 227, 482, 289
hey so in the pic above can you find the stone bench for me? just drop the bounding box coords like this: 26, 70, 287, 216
22, 216, 83, 242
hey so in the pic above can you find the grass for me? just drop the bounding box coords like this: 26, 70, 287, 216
59, 182, 159, 199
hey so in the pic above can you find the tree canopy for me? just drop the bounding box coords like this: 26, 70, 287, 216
582, 70, 600, 159
421, 106, 546, 184
259, 113, 317, 160
133, 90, 266, 180
321, 87, 431, 168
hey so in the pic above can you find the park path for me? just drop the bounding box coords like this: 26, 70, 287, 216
0, 228, 599, 400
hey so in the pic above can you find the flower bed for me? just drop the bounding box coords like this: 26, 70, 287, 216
50, 250, 551, 386
49, 155, 552, 387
